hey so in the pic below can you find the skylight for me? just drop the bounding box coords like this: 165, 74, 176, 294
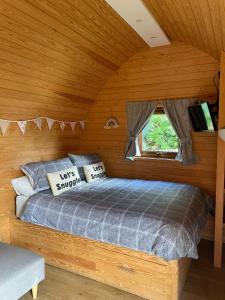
105, 0, 170, 47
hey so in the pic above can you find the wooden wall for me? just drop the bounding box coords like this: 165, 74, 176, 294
0, 0, 220, 243
0, 0, 145, 242
0, 102, 89, 242
80, 43, 219, 196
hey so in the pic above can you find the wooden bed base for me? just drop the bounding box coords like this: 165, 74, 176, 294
11, 220, 191, 300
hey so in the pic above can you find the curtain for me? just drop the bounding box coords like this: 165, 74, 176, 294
125, 101, 158, 160
162, 99, 197, 164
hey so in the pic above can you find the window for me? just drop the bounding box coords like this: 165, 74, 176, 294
138, 106, 179, 159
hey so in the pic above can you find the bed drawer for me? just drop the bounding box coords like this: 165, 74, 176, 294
93, 246, 173, 300
11, 220, 186, 300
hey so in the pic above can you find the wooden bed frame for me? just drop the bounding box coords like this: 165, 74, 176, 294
11, 219, 191, 300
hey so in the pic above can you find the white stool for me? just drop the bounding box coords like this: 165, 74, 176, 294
0, 243, 45, 300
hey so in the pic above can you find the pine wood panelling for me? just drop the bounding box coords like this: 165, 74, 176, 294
142, 0, 224, 60
80, 43, 219, 195
0, 0, 146, 240
11, 219, 191, 300
19, 241, 225, 300
214, 51, 225, 267
0, 217, 10, 243
0, 121, 84, 238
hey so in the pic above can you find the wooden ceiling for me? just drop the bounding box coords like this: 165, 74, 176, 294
0, 0, 146, 106
143, 0, 224, 60
0, 0, 222, 109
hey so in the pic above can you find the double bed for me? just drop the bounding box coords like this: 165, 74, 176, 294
11, 176, 212, 300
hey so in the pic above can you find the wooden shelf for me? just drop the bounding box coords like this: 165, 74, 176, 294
192, 131, 217, 137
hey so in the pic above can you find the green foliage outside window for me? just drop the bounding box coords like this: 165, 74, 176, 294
142, 114, 179, 152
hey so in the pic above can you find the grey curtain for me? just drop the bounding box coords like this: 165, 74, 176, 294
162, 99, 197, 164
125, 101, 158, 159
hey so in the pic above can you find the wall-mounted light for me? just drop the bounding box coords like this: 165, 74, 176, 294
219, 127, 225, 141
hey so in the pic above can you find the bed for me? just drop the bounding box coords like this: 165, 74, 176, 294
11, 177, 212, 300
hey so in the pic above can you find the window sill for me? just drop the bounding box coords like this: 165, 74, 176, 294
134, 156, 178, 162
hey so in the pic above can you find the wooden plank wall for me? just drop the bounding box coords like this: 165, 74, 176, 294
214, 51, 225, 267
80, 43, 219, 196
0, 103, 90, 243
0, 0, 145, 242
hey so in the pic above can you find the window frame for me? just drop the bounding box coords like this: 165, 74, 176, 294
138, 106, 178, 160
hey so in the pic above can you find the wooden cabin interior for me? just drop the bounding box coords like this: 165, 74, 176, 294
0, 0, 225, 299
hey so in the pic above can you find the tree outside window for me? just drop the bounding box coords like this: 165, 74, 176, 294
139, 107, 179, 159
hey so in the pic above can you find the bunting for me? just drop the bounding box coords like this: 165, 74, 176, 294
80, 120, 85, 129
70, 122, 76, 132
17, 121, 27, 135
0, 120, 10, 136
33, 118, 42, 131
0, 117, 86, 136
46, 118, 54, 131
60, 121, 65, 131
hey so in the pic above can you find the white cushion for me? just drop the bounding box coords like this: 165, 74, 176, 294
11, 176, 36, 196
83, 161, 106, 183
47, 166, 81, 196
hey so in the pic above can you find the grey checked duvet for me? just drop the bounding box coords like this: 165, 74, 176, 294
21, 177, 213, 260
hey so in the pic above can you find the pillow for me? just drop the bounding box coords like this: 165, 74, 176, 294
16, 195, 30, 218
68, 153, 101, 181
83, 161, 106, 183
47, 166, 81, 196
20, 157, 73, 192
11, 176, 36, 196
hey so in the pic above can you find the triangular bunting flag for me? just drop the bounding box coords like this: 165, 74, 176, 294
17, 121, 27, 135
60, 121, 65, 131
70, 122, 76, 132
33, 118, 42, 131
80, 120, 85, 129
46, 118, 54, 131
0, 119, 10, 136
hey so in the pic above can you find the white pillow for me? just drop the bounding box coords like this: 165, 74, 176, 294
16, 195, 30, 218
83, 161, 106, 183
47, 166, 81, 196
11, 176, 36, 196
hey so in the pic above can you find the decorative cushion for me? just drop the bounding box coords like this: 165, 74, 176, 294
47, 166, 81, 196
83, 161, 106, 183
68, 153, 101, 181
11, 176, 36, 196
20, 157, 73, 192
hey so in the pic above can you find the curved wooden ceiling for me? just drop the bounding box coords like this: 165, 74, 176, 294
0, 0, 146, 105
0, 0, 221, 109
143, 0, 223, 60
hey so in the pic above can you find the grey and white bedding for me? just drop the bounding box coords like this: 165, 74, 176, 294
21, 177, 213, 261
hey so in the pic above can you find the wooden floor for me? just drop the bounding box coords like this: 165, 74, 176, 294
21, 240, 225, 300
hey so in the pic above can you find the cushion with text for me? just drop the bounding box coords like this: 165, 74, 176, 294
47, 166, 81, 196
21, 157, 73, 192
83, 161, 106, 183
68, 153, 101, 181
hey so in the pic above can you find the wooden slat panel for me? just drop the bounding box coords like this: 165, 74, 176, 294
143, 0, 224, 60
11, 220, 191, 300
0, 0, 145, 230
214, 51, 225, 267
80, 44, 218, 197
0, 217, 10, 243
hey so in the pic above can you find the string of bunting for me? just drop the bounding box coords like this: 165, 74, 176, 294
0, 117, 86, 136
